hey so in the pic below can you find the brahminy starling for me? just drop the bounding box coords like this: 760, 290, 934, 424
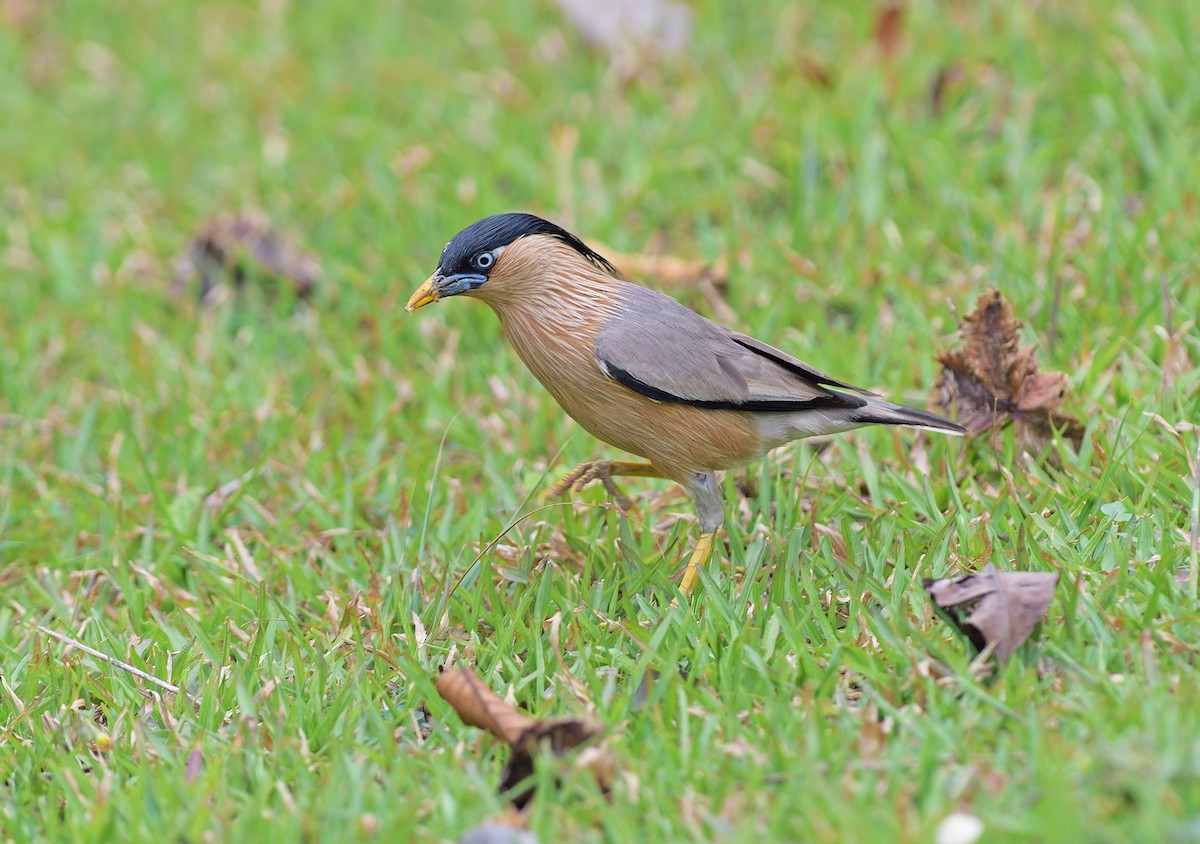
407, 213, 963, 595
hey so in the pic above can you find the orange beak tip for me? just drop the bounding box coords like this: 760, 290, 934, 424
405, 278, 440, 312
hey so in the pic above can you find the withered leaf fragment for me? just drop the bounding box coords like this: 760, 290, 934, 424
435, 667, 611, 809
935, 289, 1083, 452
923, 563, 1058, 663
171, 211, 319, 303
872, 3, 904, 59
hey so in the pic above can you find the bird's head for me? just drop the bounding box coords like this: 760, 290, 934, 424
406, 212, 617, 311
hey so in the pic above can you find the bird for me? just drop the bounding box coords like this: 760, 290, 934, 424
407, 213, 964, 596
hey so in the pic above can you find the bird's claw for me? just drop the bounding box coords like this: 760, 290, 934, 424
546, 461, 636, 511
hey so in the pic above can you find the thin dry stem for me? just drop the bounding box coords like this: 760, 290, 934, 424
1190, 436, 1199, 600
38, 626, 184, 696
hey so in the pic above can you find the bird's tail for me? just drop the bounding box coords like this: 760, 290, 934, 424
850, 397, 965, 435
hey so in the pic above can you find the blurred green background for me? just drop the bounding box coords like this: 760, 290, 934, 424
2, 1, 1198, 842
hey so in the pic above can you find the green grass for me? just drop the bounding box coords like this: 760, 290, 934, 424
2, 1, 1199, 841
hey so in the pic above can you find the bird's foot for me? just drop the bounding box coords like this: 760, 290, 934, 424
545, 460, 658, 511
673, 529, 717, 605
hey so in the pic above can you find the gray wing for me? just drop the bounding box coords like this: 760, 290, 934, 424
594, 284, 872, 413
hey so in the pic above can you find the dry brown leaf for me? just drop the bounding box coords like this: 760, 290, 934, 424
935, 289, 1083, 451
435, 667, 534, 744
435, 667, 611, 809
873, 3, 905, 59
923, 563, 1058, 663
171, 211, 319, 303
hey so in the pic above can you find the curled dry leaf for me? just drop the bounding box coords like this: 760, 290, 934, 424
935, 289, 1084, 452
872, 3, 905, 59
171, 211, 319, 303
923, 563, 1058, 663
435, 667, 535, 745
434, 667, 612, 809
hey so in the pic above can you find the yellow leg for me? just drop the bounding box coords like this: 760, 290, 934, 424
676, 529, 717, 599
545, 460, 661, 510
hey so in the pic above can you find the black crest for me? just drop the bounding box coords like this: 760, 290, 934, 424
438, 213, 618, 276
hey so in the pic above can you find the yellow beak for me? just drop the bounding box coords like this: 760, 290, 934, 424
405, 275, 440, 312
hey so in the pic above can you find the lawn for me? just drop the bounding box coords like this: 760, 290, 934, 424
2, 1, 1198, 841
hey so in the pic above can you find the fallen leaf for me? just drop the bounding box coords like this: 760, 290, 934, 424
435, 667, 612, 809
499, 718, 612, 808
923, 563, 1058, 663
873, 3, 905, 59
171, 211, 319, 303
934, 289, 1084, 452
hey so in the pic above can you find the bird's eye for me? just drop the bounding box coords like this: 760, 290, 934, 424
474, 251, 495, 270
